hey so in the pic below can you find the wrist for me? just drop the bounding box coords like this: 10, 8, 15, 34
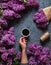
22, 49, 26, 52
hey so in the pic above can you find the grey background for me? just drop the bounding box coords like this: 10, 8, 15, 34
10, 0, 51, 52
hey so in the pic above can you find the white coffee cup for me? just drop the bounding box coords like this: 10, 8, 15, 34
21, 28, 30, 38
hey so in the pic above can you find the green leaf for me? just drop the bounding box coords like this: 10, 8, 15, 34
23, 0, 27, 3
12, 61, 20, 65
0, 26, 2, 29
12, 62, 16, 65
0, 61, 2, 64
0, 10, 3, 17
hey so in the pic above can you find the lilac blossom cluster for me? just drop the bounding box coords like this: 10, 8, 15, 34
14, 43, 51, 65
1, 0, 39, 8
0, 0, 39, 65
14, 51, 22, 61
0, 0, 39, 37
34, 9, 49, 29
0, 18, 8, 28
27, 43, 51, 65
0, 0, 39, 20
0, 27, 16, 65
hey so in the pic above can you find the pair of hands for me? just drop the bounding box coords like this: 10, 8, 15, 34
19, 37, 27, 51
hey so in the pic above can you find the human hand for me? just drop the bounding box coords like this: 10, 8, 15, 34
19, 37, 27, 51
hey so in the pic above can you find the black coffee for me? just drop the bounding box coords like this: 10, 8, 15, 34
22, 29, 29, 36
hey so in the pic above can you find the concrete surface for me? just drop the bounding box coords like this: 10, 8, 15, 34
10, 0, 51, 52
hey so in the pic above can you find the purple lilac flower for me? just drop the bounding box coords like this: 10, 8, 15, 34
7, 40, 15, 45
1, 52, 9, 61
0, 47, 6, 53
34, 49, 41, 56
34, 9, 48, 29
27, 50, 33, 55
0, 29, 3, 37
42, 47, 50, 55
9, 27, 14, 32
29, 57, 37, 65
49, 53, 51, 59
0, 40, 3, 46
3, 9, 15, 20
0, 64, 3, 65
8, 31, 14, 35
10, 35, 15, 42
7, 1, 13, 8
0, 18, 8, 28
3, 27, 14, 35
7, 57, 12, 65
2, 34, 11, 42
27, 43, 38, 55
8, 48, 15, 55
27, 43, 42, 56
3, 30, 8, 35
39, 55, 49, 63
8, 27, 15, 34
36, 45, 42, 50
1, 3, 8, 9
14, 13, 21, 19
2, 33, 15, 45
27, 43, 51, 65
14, 51, 22, 61
33, 0, 39, 7
37, 22, 48, 29
0, 0, 9, 2
24, 0, 39, 7
46, 60, 51, 65
12, 4, 25, 12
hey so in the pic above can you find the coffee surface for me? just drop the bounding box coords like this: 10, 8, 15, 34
22, 29, 29, 36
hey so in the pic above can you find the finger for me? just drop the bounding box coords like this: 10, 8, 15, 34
19, 37, 22, 43
21, 37, 25, 42
19, 37, 26, 44
23, 38, 26, 43
19, 37, 24, 43
26, 40, 27, 42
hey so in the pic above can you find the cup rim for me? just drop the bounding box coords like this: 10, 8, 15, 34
21, 28, 30, 37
